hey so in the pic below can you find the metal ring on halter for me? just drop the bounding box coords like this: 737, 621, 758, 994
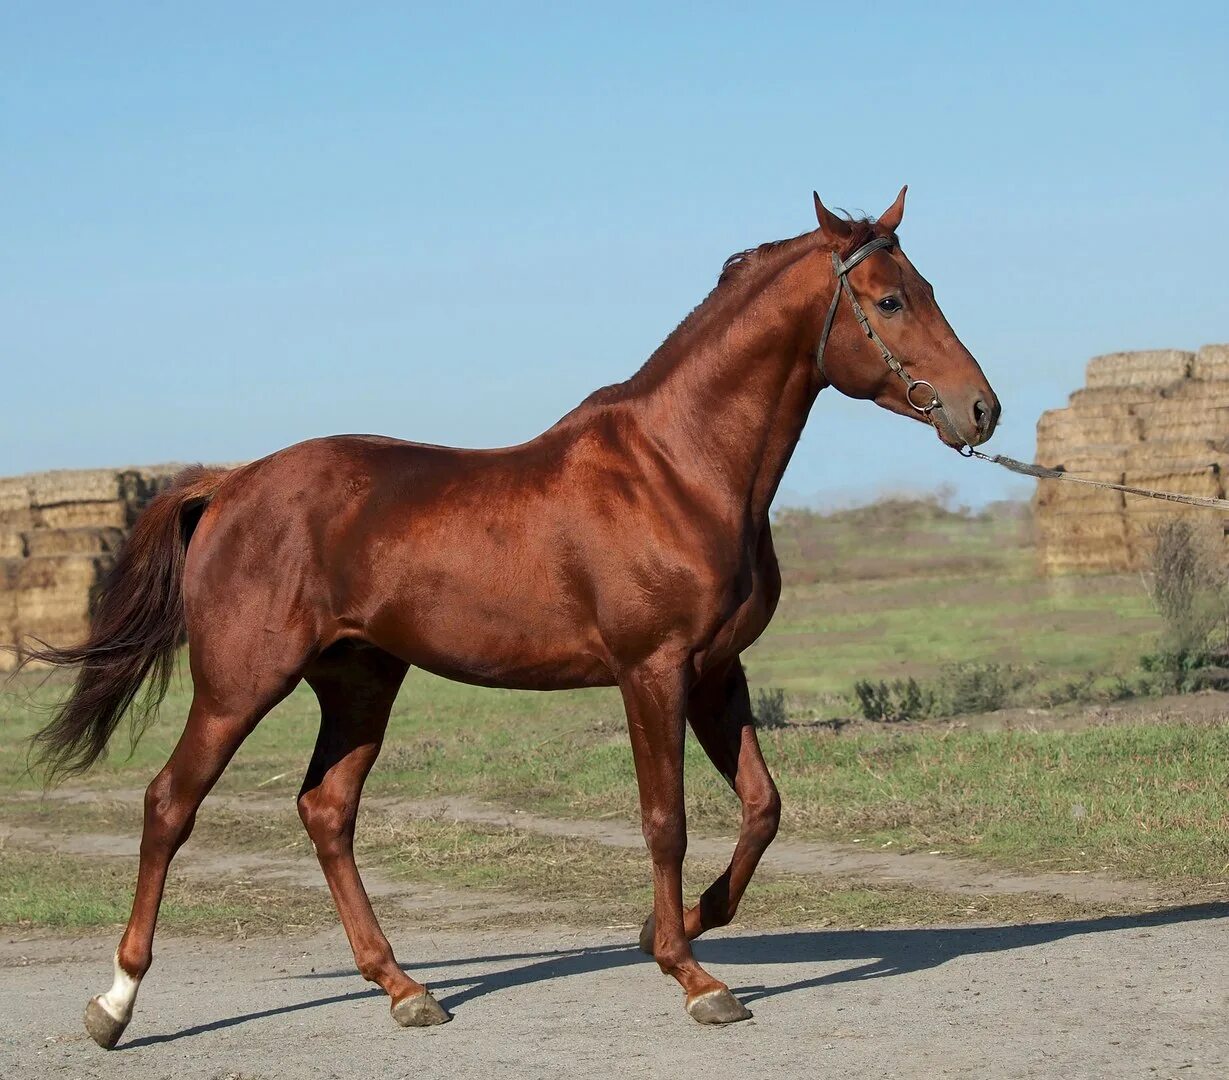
906, 379, 939, 413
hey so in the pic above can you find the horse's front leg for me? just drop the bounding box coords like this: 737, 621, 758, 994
637, 659, 780, 952
619, 658, 752, 1025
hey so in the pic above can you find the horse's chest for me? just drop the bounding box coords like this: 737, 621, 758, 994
703, 554, 781, 663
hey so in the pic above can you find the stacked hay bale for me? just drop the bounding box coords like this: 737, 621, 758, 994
1035, 343, 1229, 574
0, 466, 184, 670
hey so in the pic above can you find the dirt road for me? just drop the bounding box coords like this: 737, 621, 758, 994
5, 905, 1227, 1080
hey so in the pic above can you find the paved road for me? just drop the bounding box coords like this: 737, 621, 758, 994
5, 906, 1227, 1080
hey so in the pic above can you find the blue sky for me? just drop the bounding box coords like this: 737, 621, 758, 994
4, 3, 1227, 506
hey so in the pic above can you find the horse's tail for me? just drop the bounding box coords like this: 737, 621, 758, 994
24, 465, 229, 781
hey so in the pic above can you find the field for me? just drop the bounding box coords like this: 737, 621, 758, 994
2, 496, 1226, 941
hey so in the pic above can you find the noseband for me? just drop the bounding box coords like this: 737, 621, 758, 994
815, 235, 951, 425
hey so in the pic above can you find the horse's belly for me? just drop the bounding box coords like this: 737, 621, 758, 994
365, 589, 614, 691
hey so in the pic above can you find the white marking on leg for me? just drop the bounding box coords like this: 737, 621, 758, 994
96, 951, 141, 1023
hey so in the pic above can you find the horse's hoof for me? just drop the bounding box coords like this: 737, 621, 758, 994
685, 988, 752, 1025
391, 990, 451, 1027
84, 997, 128, 1049
638, 913, 656, 955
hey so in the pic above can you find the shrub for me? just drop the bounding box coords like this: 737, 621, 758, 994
1140, 521, 1229, 691
851, 662, 1034, 723
851, 677, 935, 723
751, 688, 790, 729
931, 662, 1034, 715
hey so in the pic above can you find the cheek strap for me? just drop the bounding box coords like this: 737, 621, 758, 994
815, 237, 958, 438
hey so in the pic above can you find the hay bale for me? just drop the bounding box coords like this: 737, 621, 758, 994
1085, 349, 1192, 388
1161, 378, 1229, 405
1036, 510, 1130, 574
1132, 398, 1229, 425
1037, 411, 1144, 447
34, 500, 129, 530
1139, 417, 1229, 444
1124, 439, 1218, 469
0, 477, 31, 514
1035, 482, 1124, 515
1067, 386, 1161, 409
1123, 464, 1222, 500
13, 555, 105, 622
22, 527, 125, 558
1192, 343, 1229, 381
1125, 507, 1225, 565
27, 469, 125, 508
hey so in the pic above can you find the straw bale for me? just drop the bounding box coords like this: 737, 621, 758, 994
1037, 511, 1131, 572
1125, 509, 1225, 564
1035, 481, 1124, 516
0, 477, 31, 514
1139, 418, 1227, 443
1133, 397, 1229, 423
0, 577, 16, 622
1123, 464, 1221, 499
22, 527, 125, 559
1067, 386, 1162, 409
1160, 379, 1229, 405
34, 500, 129, 530
1192, 343, 1229, 381
11, 616, 91, 655
1034, 439, 1125, 470
13, 556, 105, 624
0, 506, 37, 531
1085, 349, 1192, 389
1123, 439, 1218, 469
28, 469, 124, 508
1036, 411, 1143, 446
1042, 449, 1125, 476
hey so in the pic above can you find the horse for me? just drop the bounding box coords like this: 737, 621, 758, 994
26, 186, 999, 1047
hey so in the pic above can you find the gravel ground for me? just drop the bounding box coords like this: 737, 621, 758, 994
4, 904, 1228, 1080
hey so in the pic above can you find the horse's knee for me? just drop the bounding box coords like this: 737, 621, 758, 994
642, 806, 687, 864
297, 792, 353, 858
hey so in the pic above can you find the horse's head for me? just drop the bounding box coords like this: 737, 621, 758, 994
812, 187, 999, 449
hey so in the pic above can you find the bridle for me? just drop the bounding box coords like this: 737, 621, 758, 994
815, 235, 959, 440
814, 235, 1229, 512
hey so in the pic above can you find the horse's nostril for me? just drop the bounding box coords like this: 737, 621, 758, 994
973, 398, 995, 433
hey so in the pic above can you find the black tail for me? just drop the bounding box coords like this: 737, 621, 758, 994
24, 465, 227, 780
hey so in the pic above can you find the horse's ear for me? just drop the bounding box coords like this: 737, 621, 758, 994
878, 185, 907, 233
813, 191, 852, 238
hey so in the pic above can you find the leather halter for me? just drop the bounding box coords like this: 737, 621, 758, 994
815, 235, 949, 422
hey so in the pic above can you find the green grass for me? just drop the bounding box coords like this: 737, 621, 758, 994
4, 497, 1212, 895
0, 799, 1110, 933
0, 847, 338, 934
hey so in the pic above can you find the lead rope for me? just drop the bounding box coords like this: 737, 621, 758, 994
816, 237, 1229, 513
960, 448, 1229, 512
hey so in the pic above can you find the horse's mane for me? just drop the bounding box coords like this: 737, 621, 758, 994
580, 215, 878, 407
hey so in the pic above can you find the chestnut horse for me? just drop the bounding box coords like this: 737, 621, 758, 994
28, 188, 998, 1047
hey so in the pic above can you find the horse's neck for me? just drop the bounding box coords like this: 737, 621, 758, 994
631, 250, 826, 530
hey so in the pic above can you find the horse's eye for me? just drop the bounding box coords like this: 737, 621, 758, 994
877, 296, 902, 314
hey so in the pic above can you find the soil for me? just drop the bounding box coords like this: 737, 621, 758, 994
4, 912, 1227, 1079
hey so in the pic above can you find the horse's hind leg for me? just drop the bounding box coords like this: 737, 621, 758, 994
298, 645, 449, 1028
84, 669, 300, 1049
637, 659, 780, 953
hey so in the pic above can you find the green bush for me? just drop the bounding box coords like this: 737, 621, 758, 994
851, 677, 935, 723
851, 662, 1034, 723
751, 688, 790, 729
1141, 520, 1229, 691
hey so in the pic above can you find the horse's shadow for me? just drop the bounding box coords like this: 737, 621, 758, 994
122, 902, 1229, 1049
